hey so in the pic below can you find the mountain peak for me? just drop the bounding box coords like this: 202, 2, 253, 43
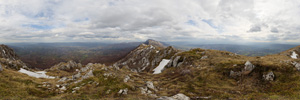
144, 39, 165, 48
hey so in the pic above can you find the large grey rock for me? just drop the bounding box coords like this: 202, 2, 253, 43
59, 86, 67, 93
124, 75, 130, 83
173, 56, 181, 67
292, 62, 300, 71
243, 61, 255, 74
72, 72, 81, 80
80, 66, 90, 72
82, 70, 94, 79
146, 81, 156, 91
263, 71, 275, 81
55, 60, 82, 71
140, 87, 148, 94
118, 88, 128, 95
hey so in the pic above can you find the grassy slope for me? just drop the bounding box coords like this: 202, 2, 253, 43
0, 64, 58, 99
1, 48, 300, 99
151, 48, 300, 99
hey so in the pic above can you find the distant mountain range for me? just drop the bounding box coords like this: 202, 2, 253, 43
5, 41, 297, 69
7, 42, 141, 69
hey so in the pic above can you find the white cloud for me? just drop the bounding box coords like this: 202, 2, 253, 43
0, 0, 300, 43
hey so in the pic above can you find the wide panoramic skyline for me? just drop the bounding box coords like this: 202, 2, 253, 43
0, 0, 300, 43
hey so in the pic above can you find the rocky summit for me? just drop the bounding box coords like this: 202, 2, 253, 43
1, 41, 300, 100
114, 43, 178, 73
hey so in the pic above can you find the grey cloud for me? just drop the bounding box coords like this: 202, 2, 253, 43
248, 25, 261, 32
282, 33, 300, 40
270, 27, 279, 33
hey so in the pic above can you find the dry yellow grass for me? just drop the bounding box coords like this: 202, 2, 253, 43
1, 47, 300, 99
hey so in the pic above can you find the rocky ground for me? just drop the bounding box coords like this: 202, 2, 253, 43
0, 41, 300, 99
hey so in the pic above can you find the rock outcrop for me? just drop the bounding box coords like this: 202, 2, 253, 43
230, 61, 256, 78
263, 71, 275, 81
167, 56, 185, 67
118, 88, 128, 95
82, 70, 94, 79
146, 81, 156, 91
72, 72, 81, 80
292, 62, 300, 71
0, 45, 19, 60
51, 60, 82, 72
123, 75, 130, 83
114, 42, 178, 72
0, 45, 27, 70
243, 61, 255, 74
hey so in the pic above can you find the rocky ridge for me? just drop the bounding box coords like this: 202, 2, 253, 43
0, 45, 27, 70
114, 41, 178, 73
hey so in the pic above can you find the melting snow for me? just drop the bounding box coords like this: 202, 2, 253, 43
2, 50, 5, 54
153, 59, 170, 74
291, 51, 298, 59
18, 68, 55, 79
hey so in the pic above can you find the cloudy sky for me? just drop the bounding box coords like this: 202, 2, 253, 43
0, 0, 300, 43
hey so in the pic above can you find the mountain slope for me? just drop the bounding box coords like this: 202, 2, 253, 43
280, 45, 300, 59
1, 43, 300, 99
0, 44, 19, 60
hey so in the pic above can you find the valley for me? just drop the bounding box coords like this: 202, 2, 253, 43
8, 42, 140, 69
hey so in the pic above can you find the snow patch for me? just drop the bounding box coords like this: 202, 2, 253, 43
18, 68, 55, 79
156, 51, 159, 53
291, 51, 298, 59
153, 59, 170, 74
150, 45, 155, 49
2, 50, 5, 54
